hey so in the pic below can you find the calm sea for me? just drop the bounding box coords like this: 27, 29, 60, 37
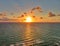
0, 22, 60, 46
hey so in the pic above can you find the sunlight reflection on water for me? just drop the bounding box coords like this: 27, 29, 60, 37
23, 23, 35, 46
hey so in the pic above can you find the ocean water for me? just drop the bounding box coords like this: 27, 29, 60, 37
0, 22, 60, 46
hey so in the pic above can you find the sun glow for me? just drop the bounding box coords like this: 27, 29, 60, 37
25, 16, 33, 22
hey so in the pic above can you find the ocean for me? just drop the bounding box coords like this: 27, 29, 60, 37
0, 22, 60, 46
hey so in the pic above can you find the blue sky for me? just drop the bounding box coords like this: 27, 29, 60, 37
0, 0, 60, 16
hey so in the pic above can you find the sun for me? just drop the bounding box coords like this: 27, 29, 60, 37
25, 16, 33, 22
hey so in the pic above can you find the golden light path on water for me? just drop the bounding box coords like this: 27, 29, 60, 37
23, 23, 35, 46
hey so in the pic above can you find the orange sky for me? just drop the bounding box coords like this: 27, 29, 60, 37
0, 6, 60, 22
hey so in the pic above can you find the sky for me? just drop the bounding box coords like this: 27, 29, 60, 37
0, 0, 60, 22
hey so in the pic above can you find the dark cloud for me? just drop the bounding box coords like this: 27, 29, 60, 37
31, 6, 42, 13
40, 17, 43, 19
23, 12, 27, 16
0, 12, 6, 19
0, 13, 4, 16
32, 16, 36, 18
31, 8, 36, 11
0, 12, 9, 21
0, 13, 2, 16
48, 12, 56, 17
20, 15, 24, 17
0, 12, 7, 16
58, 14, 60, 16
24, 12, 27, 15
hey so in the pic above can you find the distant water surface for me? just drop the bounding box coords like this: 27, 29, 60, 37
0, 22, 60, 46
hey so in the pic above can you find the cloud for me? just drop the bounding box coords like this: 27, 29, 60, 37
0, 12, 8, 20
48, 12, 56, 17
32, 16, 36, 18
58, 14, 60, 16
0, 12, 7, 16
0, 12, 5, 16
40, 17, 43, 19
31, 6, 42, 13
0, 12, 6, 19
